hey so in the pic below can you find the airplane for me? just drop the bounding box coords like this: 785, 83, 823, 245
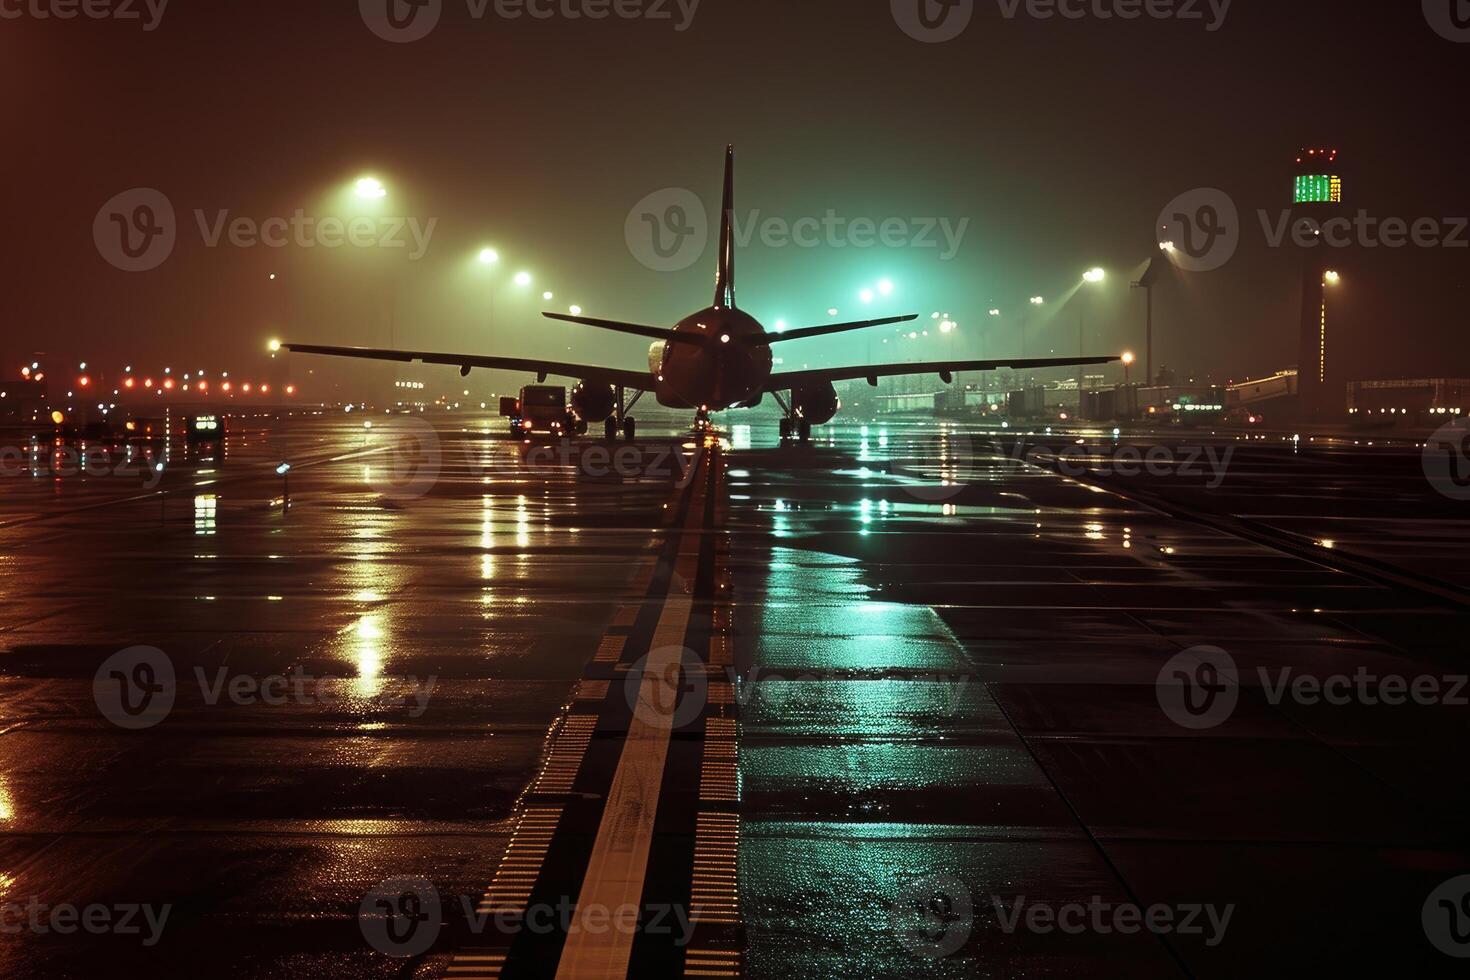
284, 147, 1119, 443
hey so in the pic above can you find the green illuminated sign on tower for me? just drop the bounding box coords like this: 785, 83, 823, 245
1294, 173, 1342, 204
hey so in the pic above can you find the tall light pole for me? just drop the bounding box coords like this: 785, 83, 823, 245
1134, 247, 1169, 387
1079, 268, 1105, 394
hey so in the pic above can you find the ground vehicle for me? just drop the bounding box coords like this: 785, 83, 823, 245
500, 386, 583, 438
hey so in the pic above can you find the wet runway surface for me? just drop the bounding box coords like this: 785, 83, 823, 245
2, 414, 1468, 977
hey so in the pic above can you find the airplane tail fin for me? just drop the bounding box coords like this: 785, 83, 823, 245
713, 144, 736, 310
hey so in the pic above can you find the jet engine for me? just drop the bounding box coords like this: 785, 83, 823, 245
570, 382, 616, 423
792, 382, 840, 425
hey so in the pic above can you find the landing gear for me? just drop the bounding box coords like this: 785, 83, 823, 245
774, 392, 812, 446
777, 417, 812, 445
607, 385, 644, 442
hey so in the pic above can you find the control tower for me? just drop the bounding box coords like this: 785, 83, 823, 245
1292, 148, 1344, 418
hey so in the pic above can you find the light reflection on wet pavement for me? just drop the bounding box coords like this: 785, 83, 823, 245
1, 415, 1468, 976
730, 421, 1470, 979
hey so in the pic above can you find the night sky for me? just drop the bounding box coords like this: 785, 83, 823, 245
4, 0, 1466, 396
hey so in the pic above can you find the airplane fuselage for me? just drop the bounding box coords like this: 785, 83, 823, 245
652, 306, 773, 411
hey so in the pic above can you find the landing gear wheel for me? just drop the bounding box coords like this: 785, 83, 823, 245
622, 418, 637, 442
604, 417, 618, 441
797, 420, 813, 444
778, 419, 793, 444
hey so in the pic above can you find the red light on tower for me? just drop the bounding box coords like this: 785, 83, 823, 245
259, 383, 270, 394
242, 382, 252, 393
285, 385, 296, 396
163, 378, 175, 391
21, 366, 31, 378
78, 375, 91, 387
124, 377, 136, 389
144, 378, 155, 388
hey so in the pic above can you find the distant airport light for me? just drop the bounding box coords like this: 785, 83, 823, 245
720, 334, 731, 344
828, 308, 839, 317
1324, 270, 1341, 284
268, 339, 282, 352
542, 291, 554, 301
1159, 241, 1176, 253
514, 271, 533, 286
285, 385, 296, 395
1122, 351, 1136, 365
877, 279, 894, 296
79, 362, 87, 370
354, 176, 387, 200
478, 248, 499, 265
78, 375, 90, 387
124, 377, 135, 389
162, 378, 175, 391
774, 320, 787, 333
1084, 267, 1106, 283
988, 309, 1001, 317
859, 288, 875, 304
569, 305, 582, 316
21, 366, 30, 378
144, 378, 155, 388
51, 411, 64, 425
1030, 296, 1045, 305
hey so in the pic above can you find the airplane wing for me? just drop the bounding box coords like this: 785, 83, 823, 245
283, 344, 655, 389
767, 355, 1121, 390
